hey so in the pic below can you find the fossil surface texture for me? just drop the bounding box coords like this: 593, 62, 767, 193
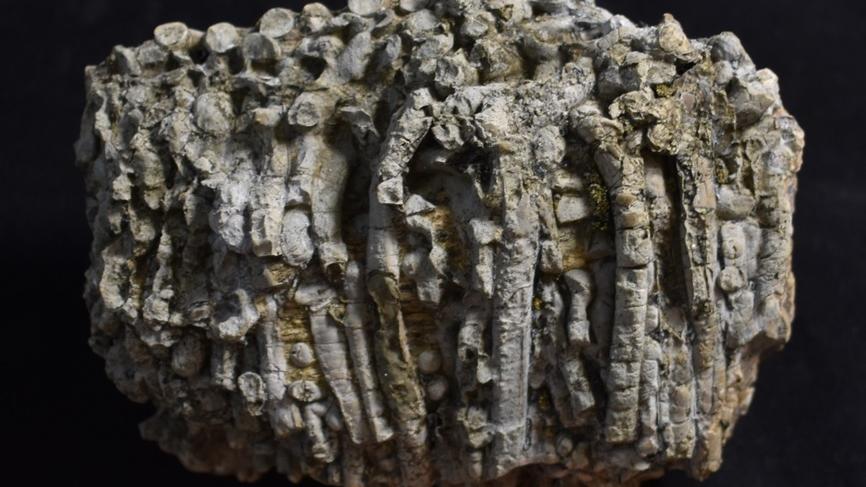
76, 0, 803, 485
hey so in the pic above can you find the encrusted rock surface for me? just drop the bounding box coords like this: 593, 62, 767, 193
76, 1, 803, 485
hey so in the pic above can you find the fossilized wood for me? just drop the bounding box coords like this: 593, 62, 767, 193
76, 1, 803, 486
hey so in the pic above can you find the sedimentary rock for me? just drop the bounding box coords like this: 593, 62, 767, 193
76, 1, 803, 485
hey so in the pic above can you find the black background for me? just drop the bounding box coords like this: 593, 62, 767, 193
2, 1, 865, 485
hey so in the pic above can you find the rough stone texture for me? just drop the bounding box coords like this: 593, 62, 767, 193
75, 1, 803, 486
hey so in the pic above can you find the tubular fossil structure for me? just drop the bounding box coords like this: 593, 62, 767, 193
76, 1, 803, 486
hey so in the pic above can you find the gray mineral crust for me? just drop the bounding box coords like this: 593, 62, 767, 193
76, 1, 803, 486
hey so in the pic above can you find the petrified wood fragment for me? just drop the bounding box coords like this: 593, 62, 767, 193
76, 1, 803, 485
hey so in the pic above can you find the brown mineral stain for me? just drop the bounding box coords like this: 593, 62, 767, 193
277, 301, 324, 384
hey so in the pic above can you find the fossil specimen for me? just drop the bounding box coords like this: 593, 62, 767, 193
76, 0, 803, 485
